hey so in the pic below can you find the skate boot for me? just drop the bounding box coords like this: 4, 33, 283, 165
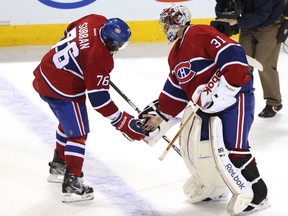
47, 150, 66, 183
62, 168, 94, 203
234, 198, 271, 216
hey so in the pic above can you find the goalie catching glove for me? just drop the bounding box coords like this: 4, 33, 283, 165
139, 99, 170, 123
194, 75, 241, 113
112, 111, 147, 141
137, 99, 181, 146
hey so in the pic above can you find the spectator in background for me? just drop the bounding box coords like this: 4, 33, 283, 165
215, 0, 285, 118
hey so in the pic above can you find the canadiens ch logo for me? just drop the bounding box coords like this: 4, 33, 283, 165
174, 61, 195, 84
38, 0, 96, 9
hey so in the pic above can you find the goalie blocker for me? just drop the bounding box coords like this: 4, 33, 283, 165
179, 106, 270, 215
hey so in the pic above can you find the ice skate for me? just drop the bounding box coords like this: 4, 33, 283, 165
62, 169, 94, 203
47, 150, 66, 183
233, 198, 271, 216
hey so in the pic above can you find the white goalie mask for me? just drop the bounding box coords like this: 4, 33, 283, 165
160, 4, 192, 43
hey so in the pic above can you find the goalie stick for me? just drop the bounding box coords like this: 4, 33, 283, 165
110, 80, 182, 156
158, 108, 197, 160
246, 55, 263, 71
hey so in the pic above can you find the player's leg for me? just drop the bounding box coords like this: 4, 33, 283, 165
47, 125, 67, 183
55, 124, 67, 160
210, 116, 269, 216
179, 106, 229, 203
62, 135, 94, 203
253, 25, 282, 117
40, 95, 94, 202
214, 86, 269, 215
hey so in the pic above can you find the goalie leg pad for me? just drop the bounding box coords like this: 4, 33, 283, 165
179, 106, 229, 203
209, 116, 269, 215
183, 172, 228, 203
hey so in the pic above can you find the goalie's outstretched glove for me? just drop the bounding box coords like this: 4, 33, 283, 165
112, 111, 146, 141
196, 76, 241, 113
138, 99, 169, 122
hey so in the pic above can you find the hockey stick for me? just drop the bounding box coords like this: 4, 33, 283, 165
110, 80, 182, 156
110, 80, 141, 113
246, 55, 263, 71
159, 108, 198, 160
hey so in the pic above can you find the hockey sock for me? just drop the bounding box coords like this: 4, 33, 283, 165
56, 124, 67, 160
64, 135, 87, 177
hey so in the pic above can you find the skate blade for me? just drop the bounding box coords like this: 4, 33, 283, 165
62, 192, 94, 203
47, 174, 64, 183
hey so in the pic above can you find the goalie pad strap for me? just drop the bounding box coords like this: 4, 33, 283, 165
237, 155, 254, 171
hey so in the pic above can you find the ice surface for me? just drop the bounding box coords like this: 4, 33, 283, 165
0, 43, 287, 216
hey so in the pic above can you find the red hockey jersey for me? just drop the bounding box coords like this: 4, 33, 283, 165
159, 24, 250, 117
33, 14, 119, 118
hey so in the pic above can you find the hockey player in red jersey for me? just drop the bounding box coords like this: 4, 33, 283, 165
33, 14, 146, 203
141, 4, 269, 216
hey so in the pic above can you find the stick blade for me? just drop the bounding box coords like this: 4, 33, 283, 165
246, 55, 263, 71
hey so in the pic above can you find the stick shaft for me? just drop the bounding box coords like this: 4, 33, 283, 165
110, 81, 141, 113
159, 108, 197, 160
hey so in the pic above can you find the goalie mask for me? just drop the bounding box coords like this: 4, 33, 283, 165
160, 4, 192, 43
101, 18, 131, 54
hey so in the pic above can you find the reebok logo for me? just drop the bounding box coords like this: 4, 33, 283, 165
225, 163, 245, 190
202, 70, 222, 95
117, 116, 127, 130
195, 70, 222, 107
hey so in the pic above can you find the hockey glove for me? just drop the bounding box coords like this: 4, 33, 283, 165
138, 99, 169, 122
112, 111, 146, 141
199, 76, 241, 113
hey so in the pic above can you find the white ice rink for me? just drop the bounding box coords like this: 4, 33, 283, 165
0, 43, 287, 216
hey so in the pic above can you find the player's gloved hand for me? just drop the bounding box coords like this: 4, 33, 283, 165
112, 111, 146, 141
138, 99, 162, 133
199, 76, 241, 113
